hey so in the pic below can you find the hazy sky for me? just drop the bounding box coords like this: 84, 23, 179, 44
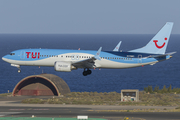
0, 0, 180, 34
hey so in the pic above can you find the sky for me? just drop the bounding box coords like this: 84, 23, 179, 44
0, 0, 180, 34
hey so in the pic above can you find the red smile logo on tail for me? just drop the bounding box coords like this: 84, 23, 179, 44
153, 37, 167, 49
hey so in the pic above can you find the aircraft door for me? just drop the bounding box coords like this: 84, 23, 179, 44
20, 51, 25, 60
71, 54, 79, 60
76, 55, 79, 60
138, 55, 142, 63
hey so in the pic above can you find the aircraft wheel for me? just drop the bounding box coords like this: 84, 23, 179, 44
83, 71, 88, 76
18, 69, 21, 73
87, 70, 92, 75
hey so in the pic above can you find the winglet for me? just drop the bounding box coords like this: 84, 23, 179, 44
113, 41, 122, 51
95, 47, 102, 60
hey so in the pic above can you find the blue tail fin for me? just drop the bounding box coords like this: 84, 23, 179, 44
129, 22, 174, 54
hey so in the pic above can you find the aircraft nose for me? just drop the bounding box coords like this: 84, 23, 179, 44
2, 56, 6, 61
2, 55, 8, 62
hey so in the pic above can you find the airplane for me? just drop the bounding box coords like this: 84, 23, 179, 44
2, 22, 176, 76
113, 41, 121, 51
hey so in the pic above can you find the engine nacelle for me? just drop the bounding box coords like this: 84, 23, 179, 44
54, 61, 76, 72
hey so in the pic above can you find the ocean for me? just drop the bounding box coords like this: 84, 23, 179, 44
0, 34, 179, 94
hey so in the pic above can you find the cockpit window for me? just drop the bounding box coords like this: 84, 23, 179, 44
10, 53, 15, 55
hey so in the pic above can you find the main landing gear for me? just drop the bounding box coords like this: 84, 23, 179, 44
83, 68, 92, 76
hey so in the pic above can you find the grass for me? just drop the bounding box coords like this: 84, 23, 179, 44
22, 98, 46, 104
94, 108, 180, 112
21, 91, 180, 106
0, 92, 12, 96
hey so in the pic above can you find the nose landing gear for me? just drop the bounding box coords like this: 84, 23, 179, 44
18, 68, 21, 73
11, 64, 21, 73
83, 68, 92, 76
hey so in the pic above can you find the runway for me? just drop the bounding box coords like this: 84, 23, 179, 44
0, 96, 180, 120
1, 106, 180, 120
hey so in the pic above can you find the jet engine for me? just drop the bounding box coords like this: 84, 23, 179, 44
54, 61, 76, 72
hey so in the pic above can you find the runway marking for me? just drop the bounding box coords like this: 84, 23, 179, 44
9, 109, 25, 111
0, 112, 22, 116
33, 109, 49, 110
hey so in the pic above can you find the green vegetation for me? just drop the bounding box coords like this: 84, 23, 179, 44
144, 84, 179, 94
22, 92, 121, 105
139, 92, 180, 106
0, 92, 12, 96
22, 98, 46, 104
21, 91, 180, 106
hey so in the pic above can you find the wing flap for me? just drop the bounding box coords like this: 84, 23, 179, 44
72, 57, 96, 68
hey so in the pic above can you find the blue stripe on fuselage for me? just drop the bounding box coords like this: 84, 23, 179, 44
104, 51, 159, 58
4, 49, 165, 64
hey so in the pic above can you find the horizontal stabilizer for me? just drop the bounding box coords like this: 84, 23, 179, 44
148, 52, 176, 58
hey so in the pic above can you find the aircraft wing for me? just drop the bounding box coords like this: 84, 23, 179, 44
72, 47, 102, 68
148, 52, 176, 58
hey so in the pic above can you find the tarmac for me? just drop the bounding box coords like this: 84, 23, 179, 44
0, 117, 106, 120
0, 96, 180, 120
